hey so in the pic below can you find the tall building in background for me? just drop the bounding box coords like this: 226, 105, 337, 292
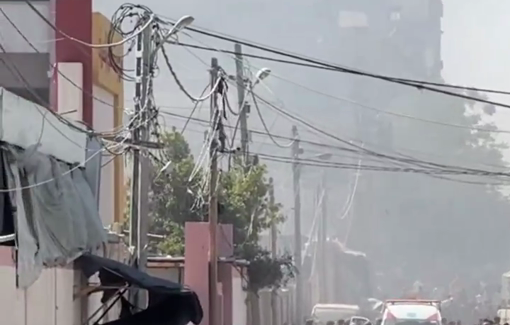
314, 0, 443, 263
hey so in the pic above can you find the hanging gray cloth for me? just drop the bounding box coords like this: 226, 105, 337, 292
5, 147, 106, 287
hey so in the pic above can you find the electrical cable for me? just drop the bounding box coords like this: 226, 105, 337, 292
159, 17, 510, 104
254, 152, 510, 181
164, 39, 510, 96
224, 95, 240, 116
337, 149, 362, 221
162, 30, 510, 181
164, 23, 510, 184
25, 1, 154, 49
248, 89, 505, 175
165, 30, 510, 187
173, 33, 510, 135
248, 83, 294, 148
159, 39, 222, 103
181, 84, 210, 134
158, 110, 510, 172
122, 11, 510, 180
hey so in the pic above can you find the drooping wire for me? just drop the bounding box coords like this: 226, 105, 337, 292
163, 39, 510, 97
247, 83, 294, 148
173, 30, 510, 135
157, 16, 510, 103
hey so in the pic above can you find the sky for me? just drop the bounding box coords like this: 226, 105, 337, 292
93, 0, 510, 234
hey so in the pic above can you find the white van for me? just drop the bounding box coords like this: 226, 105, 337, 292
312, 304, 360, 324
497, 309, 510, 324
382, 300, 442, 325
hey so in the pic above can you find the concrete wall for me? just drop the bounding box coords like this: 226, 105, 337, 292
0, 247, 80, 325
233, 269, 247, 325
93, 85, 115, 227
0, 87, 87, 164
147, 267, 181, 283
0, 1, 51, 105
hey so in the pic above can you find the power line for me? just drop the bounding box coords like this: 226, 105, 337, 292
245, 88, 510, 176
169, 30, 510, 135
167, 40, 510, 96
159, 16, 510, 109
159, 109, 510, 176
25, 0, 152, 49
254, 152, 510, 184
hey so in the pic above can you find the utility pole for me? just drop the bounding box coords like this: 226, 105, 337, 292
129, 16, 152, 308
234, 43, 250, 163
209, 57, 220, 325
291, 125, 303, 325
269, 177, 278, 325
318, 171, 327, 303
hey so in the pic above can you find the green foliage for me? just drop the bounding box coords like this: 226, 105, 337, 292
240, 243, 296, 292
147, 129, 293, 291
147, 129, 202, 255
219, 162, 283, 246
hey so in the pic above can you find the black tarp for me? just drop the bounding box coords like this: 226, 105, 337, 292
77, 254, 203, 325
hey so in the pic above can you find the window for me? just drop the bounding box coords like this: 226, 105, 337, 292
338, 11, 368, 28
390, 11, 401, 21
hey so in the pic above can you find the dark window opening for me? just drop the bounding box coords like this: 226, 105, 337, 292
0, 151, 15, 247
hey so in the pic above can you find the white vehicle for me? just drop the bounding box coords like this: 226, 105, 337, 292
497, 309, 510, 324
312, 304, 360, 324
349, 316, 371, 325
382, 300, 442, 325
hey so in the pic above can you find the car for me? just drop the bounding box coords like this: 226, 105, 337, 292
381, 300, 442, 325
312, 303, 361, 324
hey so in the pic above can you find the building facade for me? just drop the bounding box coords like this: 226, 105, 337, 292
312, 0, 444, 267
0, 0, 125, 227
0, 1, 126, 323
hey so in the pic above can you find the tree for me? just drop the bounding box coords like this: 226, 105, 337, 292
347, 82, 510, 288
147, 129, 203, 255
148, 129, 295, 294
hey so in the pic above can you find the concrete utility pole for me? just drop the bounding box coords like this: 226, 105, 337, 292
234, 43, 250, 163
269, 177, 278, 325
129, 16, 152, 308
209, 57, 220, 325
291, 125, 303, 325
318, 171, 327, 302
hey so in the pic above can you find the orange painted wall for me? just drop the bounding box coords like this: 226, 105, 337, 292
92, 12, 126, 224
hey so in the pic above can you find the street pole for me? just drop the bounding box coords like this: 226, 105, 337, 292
209, 57, 220, 325
292, 125, 303, 325
318, 171, 327, 303
129, 16, 152, 308
137, 20, 153, 308
269, 177, 278, 325
234, 43, 249, 163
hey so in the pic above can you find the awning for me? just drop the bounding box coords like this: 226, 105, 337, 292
77, 254, 203, 325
